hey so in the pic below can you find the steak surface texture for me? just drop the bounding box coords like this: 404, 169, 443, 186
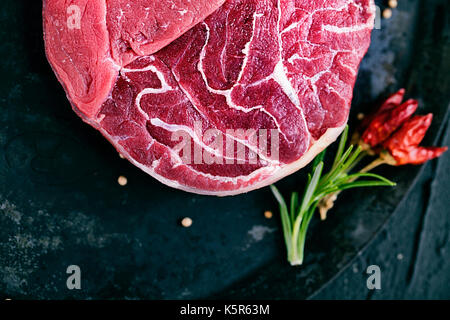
44, 0, 376, 196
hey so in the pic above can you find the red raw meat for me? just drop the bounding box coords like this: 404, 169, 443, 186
43, 0, 376, 196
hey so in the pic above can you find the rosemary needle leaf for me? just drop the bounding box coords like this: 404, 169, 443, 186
270, 185, 292, 251
290, 192, 299, 223
342, 173, 396, 186
320, 145, 354, 187
340, 146, 363, 173
332, 125, 349, 169
299, 162, 323, 216
338, 180, 396, 190
270, 184, 285, 208
313, 150, 326, 171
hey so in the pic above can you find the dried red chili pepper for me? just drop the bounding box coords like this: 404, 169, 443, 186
361, 89, 418, 147
383, 114, 448, 165
374, 88, 405, 113
359, 89, 405, 129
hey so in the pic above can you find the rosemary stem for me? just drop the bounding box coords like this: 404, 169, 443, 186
289, 214, 304, 265
271, 126, 396, 267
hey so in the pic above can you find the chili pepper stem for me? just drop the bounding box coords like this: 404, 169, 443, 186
360, 157, 388, 173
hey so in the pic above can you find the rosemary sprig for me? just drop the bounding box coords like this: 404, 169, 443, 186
271, 126, 396, 266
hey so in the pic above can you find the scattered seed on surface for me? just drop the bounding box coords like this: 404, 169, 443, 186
118, 176, 128, 186
397, 253, 404, 260
181, 217, 193, 228
383, 8, 393, 19
357, 113, 365, 120
264, 211, 273, 219
388, 0, 398, 8
119, 153, 125, 159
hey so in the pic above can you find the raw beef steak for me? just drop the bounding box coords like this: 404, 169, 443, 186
43, 0, 376, 196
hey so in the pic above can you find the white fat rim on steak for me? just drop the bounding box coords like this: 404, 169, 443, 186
97, 124, 345, 196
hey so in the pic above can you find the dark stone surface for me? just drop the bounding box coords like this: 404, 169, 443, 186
0, 0, 448, 299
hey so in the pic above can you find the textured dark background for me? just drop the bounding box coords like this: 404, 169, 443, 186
0, 0, 449, 299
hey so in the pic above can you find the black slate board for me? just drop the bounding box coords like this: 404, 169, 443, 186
0, 0, 448, 299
